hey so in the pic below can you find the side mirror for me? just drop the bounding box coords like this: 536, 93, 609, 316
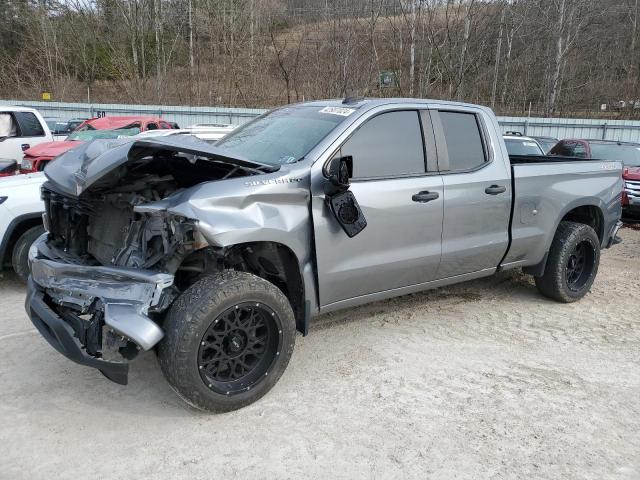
327, 155, 352, 190
324, 155, 366, 238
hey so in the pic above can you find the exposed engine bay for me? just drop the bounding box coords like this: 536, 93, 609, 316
41, 139, 274, 275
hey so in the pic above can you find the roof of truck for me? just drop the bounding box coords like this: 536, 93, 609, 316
289, 97, 488, 110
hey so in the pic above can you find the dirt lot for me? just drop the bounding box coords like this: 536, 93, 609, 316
1, 228, 639, 480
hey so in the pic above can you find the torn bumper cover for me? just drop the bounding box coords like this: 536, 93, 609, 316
26, 236, 174, 384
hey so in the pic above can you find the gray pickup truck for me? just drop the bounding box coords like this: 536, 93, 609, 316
26, 99, 623, 412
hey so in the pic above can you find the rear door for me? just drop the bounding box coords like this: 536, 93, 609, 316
431, 109, 512, 278
312, 108, 444, 307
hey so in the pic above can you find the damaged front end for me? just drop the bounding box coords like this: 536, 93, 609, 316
27, 136, 278, 383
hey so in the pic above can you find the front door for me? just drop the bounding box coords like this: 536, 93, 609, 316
312, 109, 444, 307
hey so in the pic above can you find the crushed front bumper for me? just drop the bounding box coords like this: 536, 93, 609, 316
27, 279, 129, 384
25, 236, 175, 384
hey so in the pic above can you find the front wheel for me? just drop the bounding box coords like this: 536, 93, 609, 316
534, 221, 600, 303
12, 225, 45, 282
158, 271, 296, 412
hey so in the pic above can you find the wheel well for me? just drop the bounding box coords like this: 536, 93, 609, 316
176, 242, 306, 333
1, 216, 43, 267
561, 205, 604, 243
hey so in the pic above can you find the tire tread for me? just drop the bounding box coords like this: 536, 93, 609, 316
534, 221, 600, 303
158, 270, 296, 412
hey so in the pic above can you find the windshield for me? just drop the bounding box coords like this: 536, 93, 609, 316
589, 143, 640, 166
66, 127, 140, 141
505, 138, 543, 156
216, 106, 351, 165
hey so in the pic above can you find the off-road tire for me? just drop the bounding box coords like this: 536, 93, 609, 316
158, 271, 296, 412
534, 221, 600, 303
11, 225, 45, 282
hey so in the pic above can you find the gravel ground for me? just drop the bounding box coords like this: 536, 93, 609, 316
1, 227, 639, 480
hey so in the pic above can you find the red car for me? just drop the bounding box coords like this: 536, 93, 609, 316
20, 116, 175, 174
550, 139, 640, 217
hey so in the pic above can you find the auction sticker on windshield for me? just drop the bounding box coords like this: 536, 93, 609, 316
319, 106, 355, 116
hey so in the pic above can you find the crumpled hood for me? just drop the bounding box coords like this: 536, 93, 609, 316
43, 135, 278, 196
24, 141, 79, 159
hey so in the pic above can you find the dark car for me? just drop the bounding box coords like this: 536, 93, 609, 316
45, 118, 89, 135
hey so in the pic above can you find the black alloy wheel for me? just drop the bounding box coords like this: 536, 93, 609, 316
198, 302, 282, 395
158, 270, 297, 412
565, 239, 596, 291
534, 221, 601, 303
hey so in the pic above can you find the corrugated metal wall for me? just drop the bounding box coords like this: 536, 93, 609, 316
4, 99, 640, 141
0, 100, 266, 127
498, 116, 640, 142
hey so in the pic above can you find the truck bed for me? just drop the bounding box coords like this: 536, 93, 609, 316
501, 158, 623, 269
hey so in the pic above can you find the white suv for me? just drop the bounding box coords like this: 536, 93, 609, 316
0, 172, 46, 280
0, 106, 53, 163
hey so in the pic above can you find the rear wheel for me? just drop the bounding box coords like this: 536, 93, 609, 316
534, 221, 600, 302
158, 271, 296, 412
11, 225, 45, 283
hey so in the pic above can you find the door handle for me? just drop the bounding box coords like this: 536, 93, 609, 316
412, 191, 439, 203
485, 185, 506, 195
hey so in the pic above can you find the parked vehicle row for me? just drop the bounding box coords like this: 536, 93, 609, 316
19, 116, 173, 174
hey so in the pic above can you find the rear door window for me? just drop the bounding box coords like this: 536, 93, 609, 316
438, 111, 486, 171
14, 112, 45, 137
338, 110, 426, 179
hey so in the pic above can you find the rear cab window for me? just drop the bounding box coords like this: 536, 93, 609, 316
436, 111, 487, 171
14, 111, 45, 137
336, 110, 426, 179
552, 140, 585, 157
0, 111, 45, 138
